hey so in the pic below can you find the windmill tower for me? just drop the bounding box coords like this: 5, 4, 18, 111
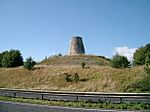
68, 36, 85, 55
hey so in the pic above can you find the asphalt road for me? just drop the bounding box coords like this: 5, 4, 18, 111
0, 101, 142, 112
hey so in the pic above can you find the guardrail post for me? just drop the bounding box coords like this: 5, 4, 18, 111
41, 94, 44, 100
76, 95, 78, 102
14, 92, 16, 97
120, 97, 123, 103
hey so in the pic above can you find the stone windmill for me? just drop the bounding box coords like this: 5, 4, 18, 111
68, 36, 85, 55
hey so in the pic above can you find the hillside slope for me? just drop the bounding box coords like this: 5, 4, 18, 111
0, 65, 146, 92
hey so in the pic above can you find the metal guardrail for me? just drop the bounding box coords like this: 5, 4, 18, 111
0, 88, 150, 104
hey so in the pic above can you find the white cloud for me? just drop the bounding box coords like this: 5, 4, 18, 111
113, 46, 137, 61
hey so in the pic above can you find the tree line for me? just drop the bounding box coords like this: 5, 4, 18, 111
0, 49, 35, 70
111, 43, 150, 68
0, 43, 150, 69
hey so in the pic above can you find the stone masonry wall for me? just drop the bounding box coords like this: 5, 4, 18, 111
68, 36, 85, 55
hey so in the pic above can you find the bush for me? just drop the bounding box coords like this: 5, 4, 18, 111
144, 65, 150, 76
81, 62, 85, 68
111, 54, 130, 68
1, 49, 23, 68
64, 73, 72, 82
23, 57, 36, 70
74, 73, 79, 83
64, 73, 80, 83
133, 43, 150, 66
124, 66, 150, 92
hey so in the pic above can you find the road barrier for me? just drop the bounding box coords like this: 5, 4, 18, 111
0, 88, 150, 103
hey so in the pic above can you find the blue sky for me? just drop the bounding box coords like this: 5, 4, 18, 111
0, 0, 150, 61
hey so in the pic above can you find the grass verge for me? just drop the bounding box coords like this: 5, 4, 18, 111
0, 96, 150, 110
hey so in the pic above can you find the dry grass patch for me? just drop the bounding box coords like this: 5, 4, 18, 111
40, 55, 110, 66
0, 65, 145, 92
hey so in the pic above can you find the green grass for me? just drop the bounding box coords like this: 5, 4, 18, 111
0, 96, 149, 110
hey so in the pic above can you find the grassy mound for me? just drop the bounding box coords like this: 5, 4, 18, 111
40, 55, 110, 66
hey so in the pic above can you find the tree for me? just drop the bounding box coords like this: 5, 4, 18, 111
0, 54, 2, 67
144, 53, 150, 77
23, 57, 36, 70
58, 53, 62, 56
133, 43, 150, 66
111, 54, 130, 68
2, 49, 23, 67
145, 54, 150, 67
0, 51, 7, 67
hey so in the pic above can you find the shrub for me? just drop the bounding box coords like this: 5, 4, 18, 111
111, 54, 130, 68
74, 73, 79, 83
23, 57, 36, 70
64, 73, 72, 82
81, 62, 85, 68
144, 65, 150, 76
64, 73, 80, 83
1, 49, 23, 68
